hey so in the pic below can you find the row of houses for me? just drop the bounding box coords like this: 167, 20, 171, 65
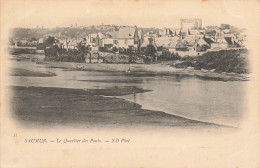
59, 26, 246, 56
11, 24, 246, 58
144, 30, 245, 56
84, 26, 143, 49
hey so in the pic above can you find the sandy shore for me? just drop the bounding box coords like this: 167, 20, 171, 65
36, 60, 249, 81
10, 86, 232, 129
11, 54, 249, 81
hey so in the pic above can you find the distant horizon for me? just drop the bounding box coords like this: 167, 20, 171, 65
3, 0, 249, 30
9, 22, 242, 29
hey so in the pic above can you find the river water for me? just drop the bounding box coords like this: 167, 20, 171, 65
7, 55, 247, 127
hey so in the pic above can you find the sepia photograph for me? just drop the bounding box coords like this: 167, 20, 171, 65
1, 0, 259, 167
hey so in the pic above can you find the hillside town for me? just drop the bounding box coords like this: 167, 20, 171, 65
9, 18, 247, 68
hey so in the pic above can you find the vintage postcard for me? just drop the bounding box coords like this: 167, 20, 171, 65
1, 0, 259, 167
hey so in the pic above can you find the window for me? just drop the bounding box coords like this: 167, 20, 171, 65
124, 39, 128, 45
113, 40, 118, 44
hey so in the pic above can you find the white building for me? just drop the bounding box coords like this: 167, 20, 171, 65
101, 26, 141, 49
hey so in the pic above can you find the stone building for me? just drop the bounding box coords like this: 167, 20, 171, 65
180, 18, 202, 30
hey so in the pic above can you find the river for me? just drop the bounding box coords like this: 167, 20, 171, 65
7, 55, 247, 127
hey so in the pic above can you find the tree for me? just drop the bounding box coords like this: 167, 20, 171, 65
77, 42, 89, 54
112, 47, 118, 53
45, 36, 56, 46
145, 44, 156, 56
145, 44, 157, 62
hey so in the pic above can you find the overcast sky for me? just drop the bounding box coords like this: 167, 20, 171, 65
2, 0, 256, 29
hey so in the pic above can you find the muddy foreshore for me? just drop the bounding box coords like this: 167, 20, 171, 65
11, 68, 57, 77
10, 86, 232, 129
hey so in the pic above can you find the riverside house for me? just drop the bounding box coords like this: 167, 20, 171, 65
85, 32, 104, 48
211, 34, 237, 49
101, 26, 141, 49
86, 33, 98, 46
193, 37, 215, 52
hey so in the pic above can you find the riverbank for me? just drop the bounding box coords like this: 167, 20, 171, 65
10, 86, 230, 128
9, 47, 37, 55
10, 54, 250, 81
37, 60, 249, 81
172, 48, 249, 74
11, 68, 56, 77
